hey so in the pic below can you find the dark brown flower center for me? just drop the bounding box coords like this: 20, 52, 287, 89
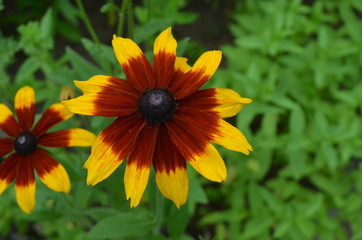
138, 88, 176, 125
14, 132, 38, 155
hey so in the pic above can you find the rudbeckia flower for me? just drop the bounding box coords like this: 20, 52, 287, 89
62, 27, 252, 208
0, 86, 96, 213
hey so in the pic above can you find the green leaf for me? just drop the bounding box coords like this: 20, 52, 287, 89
188, 168, 208, 209
321, 142, 338, 173
274, 220, 291, 238
340, 2, 362, 42
314, 111, 328, 138
242, 215, 273, 238
40, 8, 54, 40
176, 37, 190, 56
167, 206, 189, 239
56, 21, 83, 42
236, 36, 265, 50
85, 208, 118, 221
14, 57, 40, 84
295, 216, 315, 238
289, 106, 305, 135
65, 47, 103, 79
134, 18, 173, 44
46, 67, 78, 85
247, 182, 264, 215
310, 174, 341, 195
81, 38, 115, 74
23, 210, 62, 221
100, 3, 119, 13
85, 211, 155, 239
259, 187, 283, 215
288, 150, 307, 179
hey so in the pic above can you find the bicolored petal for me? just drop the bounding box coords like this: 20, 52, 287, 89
125, 125, 158, 207
212, 119, 253, 155
0, 138, 14, 156
62, 76, 138, 117
38, 128, 96, 147
14, 86, 35, 131
167, 117, 226, 182
153, 126, 188, 208
180, 88, 252, 118
153, 27, 177, 88
32, 148, 70, 193
112, 35, 153, 91
171, 50, 222, 99
32, 103, 73, 136
85, 115, 145, 186
15, 155, 36, 214
155, 169, 188, 208
0, 104, 21, 137
0, 154, 18, 194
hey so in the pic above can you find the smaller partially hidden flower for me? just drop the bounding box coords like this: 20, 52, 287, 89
59, 86, 76, 101
0, 86, 96, 213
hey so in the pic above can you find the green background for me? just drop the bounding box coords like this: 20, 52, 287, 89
1, 0, 362, 239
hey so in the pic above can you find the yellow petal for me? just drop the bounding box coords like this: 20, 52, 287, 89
16, 182, 36, 214
74, 75, 109, 94
187, 143, 227, 182
213, 119, 253, 155
192, 50, 222, 78
65, 128, 96, 146
14, 86, 35, 109
73, 75, 134, 94
124, 162, 151, 207
62, 94, 99, 116
85, 134, 125, 185
0, 104, 13, 124
0, 179, 10, 195
174, 57, 192, 73
39, 163, 70, 193
214, 88, 252, 118
112, 35, 144, 67
154, 27, 177, 56
155, 167, 188, 208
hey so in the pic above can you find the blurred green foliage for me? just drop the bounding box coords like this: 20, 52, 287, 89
1, 0, 362, 239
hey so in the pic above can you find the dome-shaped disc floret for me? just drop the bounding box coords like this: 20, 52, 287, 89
138, 88, 176, 125
13, 132, 38, 155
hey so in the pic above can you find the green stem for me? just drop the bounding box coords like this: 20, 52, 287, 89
153, 191, 164, 234
76, 0, 100, 45
127, 0, 134, 39
117, 0, 128, 36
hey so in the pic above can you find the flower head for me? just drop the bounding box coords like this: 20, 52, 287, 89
0, 86, 96, 213
62, 27, 252, 208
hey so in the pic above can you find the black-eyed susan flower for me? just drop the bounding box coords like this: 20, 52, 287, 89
0, 86, 96, 213
62, 27, 252, 208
